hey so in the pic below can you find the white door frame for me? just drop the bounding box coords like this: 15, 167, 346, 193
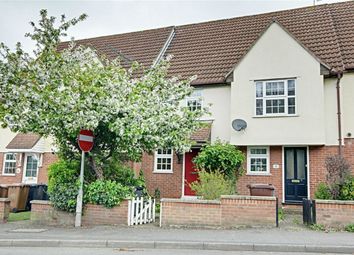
282, 146, 310, 203
22, 153, 39, 184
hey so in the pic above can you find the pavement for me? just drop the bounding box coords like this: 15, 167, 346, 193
0, 221, 353, 254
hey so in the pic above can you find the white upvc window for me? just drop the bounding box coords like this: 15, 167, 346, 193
154, 149, 173, 173
2, 153, 17, 175
186, 89, 203, 111
255, 79, 296, 116
247, 147, 270, 175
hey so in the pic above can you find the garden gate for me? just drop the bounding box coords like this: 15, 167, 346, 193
128, 197, 156, 226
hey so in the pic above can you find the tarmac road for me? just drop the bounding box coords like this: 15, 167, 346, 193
0, 247, 343, 255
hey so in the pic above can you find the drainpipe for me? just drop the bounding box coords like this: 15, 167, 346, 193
336, 72, 343, 156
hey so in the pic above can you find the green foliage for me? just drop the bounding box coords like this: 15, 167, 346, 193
193, 140, 245, 179
309, 224, 326, 231
278, 208, 284, 221
0, 9, 207, 179
325, 155, 351, 200
190, 170, 235, 200
47, 159, 80, 212
104, 159, 138, 186
314, 183, 332, 200
339, 177, 354, 200
85, 180, 134, 208
345, 224, 354, 232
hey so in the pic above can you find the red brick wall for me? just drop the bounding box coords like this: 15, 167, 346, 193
309, 138, 354, 198
31, 200, 129, 226
160, 195, 277, 228
237, 146, 283, 200
0, 152, 57, 185
141, 152, 182, 198
82, 201, 128, 226
0, 198, 10, 223
316, 200, 354, 228
161, 199, 221, 227
221, 196, 276, 226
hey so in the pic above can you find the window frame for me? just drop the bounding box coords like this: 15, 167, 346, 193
186, 89, 203, 112
2, 153, 17, 176
153, 149, 174, 173
247, 147, 270, 175
254, 79, 297, 117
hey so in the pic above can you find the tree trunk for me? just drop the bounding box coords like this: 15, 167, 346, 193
88, 155, 104, 179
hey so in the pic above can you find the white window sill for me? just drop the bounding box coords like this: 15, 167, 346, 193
246, 172, 272, 176
253, 114, 299, 119
153, 170, 173, 174
1, 173, 16, 176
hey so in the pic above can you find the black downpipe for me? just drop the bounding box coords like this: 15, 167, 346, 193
336, 72, 343, 156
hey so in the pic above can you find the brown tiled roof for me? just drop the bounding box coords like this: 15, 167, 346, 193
191, 123, 212, 143
58, 26, 174, 69
58, 1, 354, 85
6, 133, 41, 150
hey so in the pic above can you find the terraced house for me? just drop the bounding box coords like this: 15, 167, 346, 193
1, 1, 354, 204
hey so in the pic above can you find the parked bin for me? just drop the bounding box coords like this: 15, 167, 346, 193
7, 184, 30, 212
247, 183, 275, 196
26, 184, 49, 210
0, 185, 8, 198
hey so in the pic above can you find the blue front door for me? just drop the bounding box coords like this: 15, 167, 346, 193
284, 147, 308, 203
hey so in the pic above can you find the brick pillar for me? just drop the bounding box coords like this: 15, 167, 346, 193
0, 198, 10, 223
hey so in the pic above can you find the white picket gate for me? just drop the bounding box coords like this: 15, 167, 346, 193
128, 197, 156, 226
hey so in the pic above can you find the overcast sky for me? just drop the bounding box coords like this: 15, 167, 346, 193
0, 0, 350, 52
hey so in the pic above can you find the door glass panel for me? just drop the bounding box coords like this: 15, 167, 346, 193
286, 150, 294, 179
297, 150, 306, 180
26, 155, 38, 177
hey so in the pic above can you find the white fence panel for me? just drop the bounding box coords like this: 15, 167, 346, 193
128, 197, 156, 226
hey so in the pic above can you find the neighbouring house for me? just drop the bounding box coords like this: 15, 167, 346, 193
0, 129, 57, 185
1, 1, 354, 205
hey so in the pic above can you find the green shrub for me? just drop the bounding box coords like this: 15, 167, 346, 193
193, 140, 245, 179
339, 177, 354, 200
47, 159, 80, 212
85, 180, 134, 208
345, 224, 354, 232
190, 170, 235, 200
314, 183, 332, 200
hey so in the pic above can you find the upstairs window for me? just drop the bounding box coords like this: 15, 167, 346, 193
154, 149, 173, 173
255, 79, 296, 116
186, 89, 203, 111
3, 153, 17, 175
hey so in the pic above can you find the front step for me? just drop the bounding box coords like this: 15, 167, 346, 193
282, 204, 302, 215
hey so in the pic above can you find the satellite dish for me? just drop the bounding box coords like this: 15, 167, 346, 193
232, 119, 247, 131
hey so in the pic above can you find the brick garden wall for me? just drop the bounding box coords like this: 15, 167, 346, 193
160, 195, 277, 228
141, 152, 183, 198
31, 200, 129, 226
160, 199, 221, 227
315, 200, 354, 228
0, 198, 10, 223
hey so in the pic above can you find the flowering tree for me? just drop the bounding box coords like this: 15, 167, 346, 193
0, 10, 205, 178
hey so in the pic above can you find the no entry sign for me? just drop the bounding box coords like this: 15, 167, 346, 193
78, 130, 94, 152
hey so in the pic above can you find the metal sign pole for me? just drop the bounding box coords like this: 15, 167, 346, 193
75, 150, 85, 227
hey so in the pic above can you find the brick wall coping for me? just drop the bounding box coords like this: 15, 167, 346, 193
161, 198, 221, 204
30, 200, 52, 205
315, 199, 354, 205
221, 195, 277, 201
0, 198, 10, 202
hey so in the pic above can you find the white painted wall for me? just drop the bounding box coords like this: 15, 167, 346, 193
230, 22, 326, 146
200, 85, 231, 142
324, 78, 339, 145
341, 73, 354, 141
0, 128, 17, 151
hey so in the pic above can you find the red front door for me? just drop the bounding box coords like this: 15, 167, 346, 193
184, 149, 200, 196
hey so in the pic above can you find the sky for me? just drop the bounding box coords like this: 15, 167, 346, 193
0, 0, 351, 52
